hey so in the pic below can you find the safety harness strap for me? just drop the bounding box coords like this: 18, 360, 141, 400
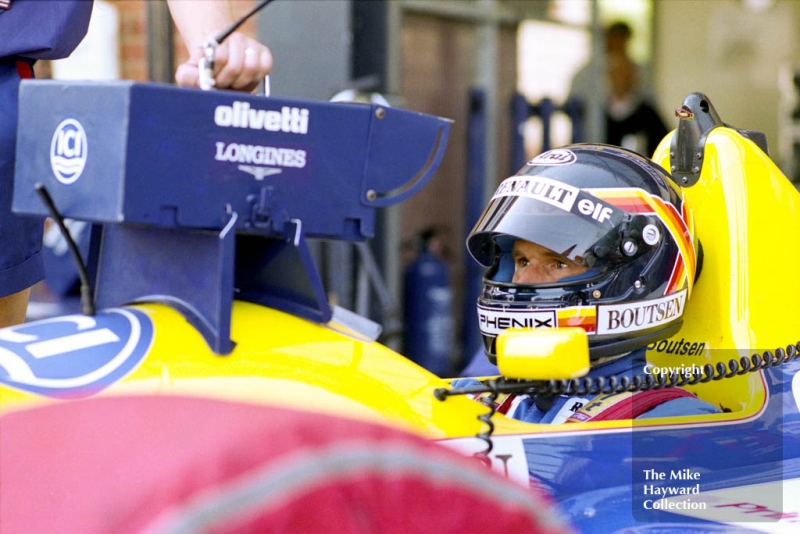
567, 388, 699, 422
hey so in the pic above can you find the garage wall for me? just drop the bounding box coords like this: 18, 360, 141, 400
654, 0, 797, 162
399, 12, 518, 363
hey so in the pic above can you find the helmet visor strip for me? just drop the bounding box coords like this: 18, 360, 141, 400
468, 175, 632, 273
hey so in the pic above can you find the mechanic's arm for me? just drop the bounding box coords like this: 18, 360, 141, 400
166, 0, 273, 92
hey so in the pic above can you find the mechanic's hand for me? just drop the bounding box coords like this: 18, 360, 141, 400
175, 31, 273, 93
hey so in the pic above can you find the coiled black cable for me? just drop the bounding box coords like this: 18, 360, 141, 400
434, 342, 800, 451
436, 342, 800, 401
475, 379, 499, 459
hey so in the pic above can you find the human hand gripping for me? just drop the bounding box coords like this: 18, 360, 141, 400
175, 31, 272, 93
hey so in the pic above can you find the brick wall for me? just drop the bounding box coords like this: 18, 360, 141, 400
115, 0, 147, 81
113, 0, 259, 83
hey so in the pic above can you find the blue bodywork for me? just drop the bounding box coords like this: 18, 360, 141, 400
483, 361, 800, 533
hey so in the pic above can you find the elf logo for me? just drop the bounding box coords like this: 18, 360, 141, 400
50, 118, 88, 185
577, 197, 614, 224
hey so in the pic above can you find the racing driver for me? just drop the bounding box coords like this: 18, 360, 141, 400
457, 144, 721, 423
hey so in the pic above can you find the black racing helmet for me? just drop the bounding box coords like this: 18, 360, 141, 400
467, 145, 698, 363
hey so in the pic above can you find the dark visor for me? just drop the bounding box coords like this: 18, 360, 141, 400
467, 181, 627, 269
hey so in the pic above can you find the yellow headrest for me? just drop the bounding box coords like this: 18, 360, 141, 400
647, 114, 800, 413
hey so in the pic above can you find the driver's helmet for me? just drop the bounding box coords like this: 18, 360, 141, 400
467, 144, 698, 363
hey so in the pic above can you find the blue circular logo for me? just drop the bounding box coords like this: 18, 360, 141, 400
50, 118, 88, 184
0, 308, 153, 399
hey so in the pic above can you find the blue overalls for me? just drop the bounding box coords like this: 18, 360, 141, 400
455, 349, 721, 423
0, 0, 92, 296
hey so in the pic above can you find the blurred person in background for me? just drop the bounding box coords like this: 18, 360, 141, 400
570, 21, 668, 157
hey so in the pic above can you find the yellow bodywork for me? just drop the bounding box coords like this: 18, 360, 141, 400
2, 123, 797, 440
0, 301, 494, 439
647, 127, 800, 418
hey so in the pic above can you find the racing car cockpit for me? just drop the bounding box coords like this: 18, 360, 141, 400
439, 92, 800, 430
5, 76, 800, 533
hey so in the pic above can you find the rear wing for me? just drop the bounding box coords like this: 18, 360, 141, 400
13, 81, 451, 353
